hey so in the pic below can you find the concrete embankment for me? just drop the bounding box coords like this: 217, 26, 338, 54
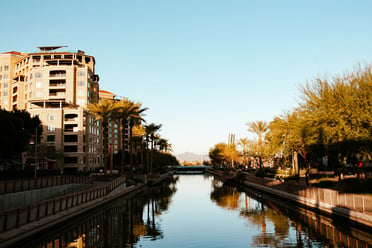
0, 182, 147, 248
206, 169, 372, 228
0, 184, 83, 211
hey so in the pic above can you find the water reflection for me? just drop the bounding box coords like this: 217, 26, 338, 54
210, 179, 371, 247
13, 176, 178, 248
14, 175, 372, 248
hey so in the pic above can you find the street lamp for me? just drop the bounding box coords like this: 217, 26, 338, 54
34, 127, 38, 179
29, 127, 38, 178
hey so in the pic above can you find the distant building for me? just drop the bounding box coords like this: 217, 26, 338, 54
0, 46, 101, 172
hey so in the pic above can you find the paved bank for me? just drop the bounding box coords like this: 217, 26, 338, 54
0, 182, 146, 248
206, 169, 372, 228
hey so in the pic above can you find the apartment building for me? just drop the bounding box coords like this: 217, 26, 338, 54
0, 51, 24, 110
0, 46, 102, 172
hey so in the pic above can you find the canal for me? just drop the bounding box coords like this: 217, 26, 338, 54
14, 174, 372, 247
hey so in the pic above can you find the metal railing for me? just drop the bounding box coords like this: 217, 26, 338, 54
243, 173, 372, 214
0, 176, 89, 195
0, 176, 126, 233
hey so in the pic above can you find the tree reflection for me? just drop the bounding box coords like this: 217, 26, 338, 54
210, 180, 240, 210
211, 180, 294, 247
25, 176, 179, 248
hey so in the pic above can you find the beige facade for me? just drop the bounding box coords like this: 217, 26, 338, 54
0, 47, 102, 172
0, 51, 24, 110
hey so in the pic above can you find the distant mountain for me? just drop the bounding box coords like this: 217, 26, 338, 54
176, 152, 210, 163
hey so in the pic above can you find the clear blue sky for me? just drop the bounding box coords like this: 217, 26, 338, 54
2, 1, 372, 155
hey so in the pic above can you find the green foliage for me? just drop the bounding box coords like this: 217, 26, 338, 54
209, 143, 227, 165
0, 109, 41, 160
266, 65, 372, 168
247, 121, 269, 146
153, 151, 179, 172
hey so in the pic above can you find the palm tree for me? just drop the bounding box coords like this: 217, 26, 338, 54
145, 123, 162, 173
247, 121, 269, 167
132, 124, 147, 172
87, 99, 120, 175
116, 99, 147, 175
157, 138, 172, 153
238, 138, 250, 167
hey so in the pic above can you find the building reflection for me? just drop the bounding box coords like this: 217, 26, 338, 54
20, 176, 178, 248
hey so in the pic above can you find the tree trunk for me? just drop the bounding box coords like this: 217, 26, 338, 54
102, 120, 109, 175
129, 119, 134, 172
121, 119, 128, 175
150, 141, 154, 173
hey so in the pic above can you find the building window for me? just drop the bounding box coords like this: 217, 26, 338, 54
47, 135, 55, 142
36, 91, 42, 97
3, 99, 8, 105
3, 91, 8, 97
47, 125, 55, 132
35, 72, 42, 78
4, 65, 9, 71
3, 74, 8, 80
48, 114, 55, 121
78, 89, 84, 96
64, 157, 78, 164
36, 81, 42, 88
78, 71, 85, 77
29, 92, 32, 98
3, 82, 8, 88
78, 80, 85, 86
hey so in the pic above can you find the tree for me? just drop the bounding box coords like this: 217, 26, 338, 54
238, 138, 252, 167
299, 65, 372, 167
223, 144, 240, 168
87, 99, 120, 175
132, 124, 147, 171
0, 109, 41, 163
247, 121, 269, 167
157, 138, 172, 153
116, 99, 147, 174
145, 123, 162, 173
209, 143, 228, 166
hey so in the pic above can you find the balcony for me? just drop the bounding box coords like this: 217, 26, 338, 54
64, 134, 78, 143
49, 79, 66, 88
49, 92, 66, 99
13, 75, 25, 82
49, 70, 66, 78
64, 124, 78, 133
65, 113, 79, 122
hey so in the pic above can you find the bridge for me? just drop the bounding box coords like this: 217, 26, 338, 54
170, 165, 210, 174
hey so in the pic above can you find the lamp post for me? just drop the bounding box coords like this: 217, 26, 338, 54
34, 127, 38, 179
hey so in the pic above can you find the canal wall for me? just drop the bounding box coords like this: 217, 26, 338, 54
0, 176, 147, 248
0, 184, 83, 211
0, 176, 90, 194
206, 169, 372, 228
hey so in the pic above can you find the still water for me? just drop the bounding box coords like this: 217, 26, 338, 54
17, 174, 372, 247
